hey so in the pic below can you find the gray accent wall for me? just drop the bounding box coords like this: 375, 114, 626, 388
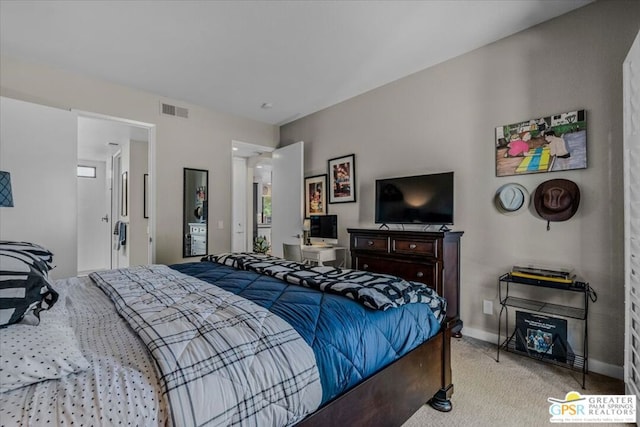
281, 1, 640, 373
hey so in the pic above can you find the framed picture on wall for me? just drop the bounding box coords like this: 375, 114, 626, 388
328, 154, 356, 203
305, 174, 327, 218
495, 109, 587, 177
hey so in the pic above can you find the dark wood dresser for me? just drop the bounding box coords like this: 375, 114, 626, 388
348, 228, 463, 335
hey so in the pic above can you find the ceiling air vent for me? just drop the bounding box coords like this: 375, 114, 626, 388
160, 102, 189, 118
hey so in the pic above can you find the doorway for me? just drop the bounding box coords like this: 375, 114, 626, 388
77, 158, 110, 274
231, 141, 274, 253
231, 140, 304, 258
76, 113, 155, 274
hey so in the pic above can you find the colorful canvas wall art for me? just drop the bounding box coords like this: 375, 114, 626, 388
495, 110, 587, 177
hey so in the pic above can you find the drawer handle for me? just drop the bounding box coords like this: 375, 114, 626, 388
409, 244, 417, 249
363, 264, 369, 269
367, 241, 374, 246
416, 272, 424, 278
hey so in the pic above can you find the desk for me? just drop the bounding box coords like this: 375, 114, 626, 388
301, 245, 346, 267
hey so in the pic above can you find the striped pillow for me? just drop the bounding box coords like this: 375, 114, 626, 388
0, 241, 55, 275
0, 251, 58, 327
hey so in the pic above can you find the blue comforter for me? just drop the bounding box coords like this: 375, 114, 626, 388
171, 261, 442, 404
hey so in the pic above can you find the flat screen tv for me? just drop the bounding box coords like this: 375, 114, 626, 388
375, 172, 454, 225
309, 214, 338, 245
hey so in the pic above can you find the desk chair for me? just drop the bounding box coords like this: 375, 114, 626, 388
282, 243, 303, 262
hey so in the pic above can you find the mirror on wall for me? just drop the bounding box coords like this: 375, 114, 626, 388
183, 168, 208, 257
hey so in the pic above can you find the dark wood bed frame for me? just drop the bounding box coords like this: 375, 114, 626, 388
298, 228, 461, 426
298, 321, 453, 426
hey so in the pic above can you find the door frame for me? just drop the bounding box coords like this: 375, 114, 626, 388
74, 109, 157, 264
623, 29, 640, 419
111, 150, 122, 268
231, 140, 275, 253
76, 157, 111, 273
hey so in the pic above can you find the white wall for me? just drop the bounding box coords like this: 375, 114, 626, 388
0, 57, 279, 265
129, 140, 149, 266
0, 97, 78, 279
281, 1, 640, 371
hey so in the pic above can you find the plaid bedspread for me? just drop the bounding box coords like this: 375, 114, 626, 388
206, 253, 446, 319
90, 265, 321, 427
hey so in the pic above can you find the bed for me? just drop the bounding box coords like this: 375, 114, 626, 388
0, 246, 454, 426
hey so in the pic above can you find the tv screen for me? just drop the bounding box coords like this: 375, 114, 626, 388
375, 172, 454, 225
309, 214, 338, 239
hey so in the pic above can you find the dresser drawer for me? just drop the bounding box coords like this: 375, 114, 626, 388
190, 224, 207, 235
352, 235, 388, 252
354, 255, 439, 289
191, 235, 206, 244
348, 228, 462, 332
190, 235, 206, 255
400, 262, 438, 287
391, 238, 437, 257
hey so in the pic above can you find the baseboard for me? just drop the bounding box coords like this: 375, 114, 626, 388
588, 359, 624, 380
461, 326, 624, 380
462, 326, 499, 345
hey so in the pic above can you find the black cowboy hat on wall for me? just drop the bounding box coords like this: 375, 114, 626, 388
534, 178, 580, 230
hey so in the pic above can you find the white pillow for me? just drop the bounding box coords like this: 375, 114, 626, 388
0, 315, 90, 393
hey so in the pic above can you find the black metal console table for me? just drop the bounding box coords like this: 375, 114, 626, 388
496, 273, 595, 389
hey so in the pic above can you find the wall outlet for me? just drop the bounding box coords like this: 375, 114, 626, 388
483, 300, 493, 315
217, 220, 224, 229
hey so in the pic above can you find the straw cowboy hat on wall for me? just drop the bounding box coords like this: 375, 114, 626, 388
494, 183, 529, 215
534, 178, 580, 230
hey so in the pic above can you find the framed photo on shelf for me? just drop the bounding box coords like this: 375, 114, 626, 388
328, 154, 356, 203
305, 174, 327, 218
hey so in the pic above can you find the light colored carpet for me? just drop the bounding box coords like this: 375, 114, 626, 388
403, 336, 630, 427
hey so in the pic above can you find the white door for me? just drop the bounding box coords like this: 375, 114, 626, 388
271, 141, 304, 258
623, 29, 640, 425
232, 157, 247, 252
77, 160, 110, 273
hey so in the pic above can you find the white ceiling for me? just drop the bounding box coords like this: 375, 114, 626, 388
1, 0, 593, 126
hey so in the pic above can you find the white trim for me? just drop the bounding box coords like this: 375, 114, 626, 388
623, 30, 640, 415
460, 326, 499, 345
588, 359, 624, 381
231, 140, 275, 255
73, 109, 157, 264
73, 109, 155, 129
462, 326, 502, 351
231, 140, 275, 155
462, 327, 624, 380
